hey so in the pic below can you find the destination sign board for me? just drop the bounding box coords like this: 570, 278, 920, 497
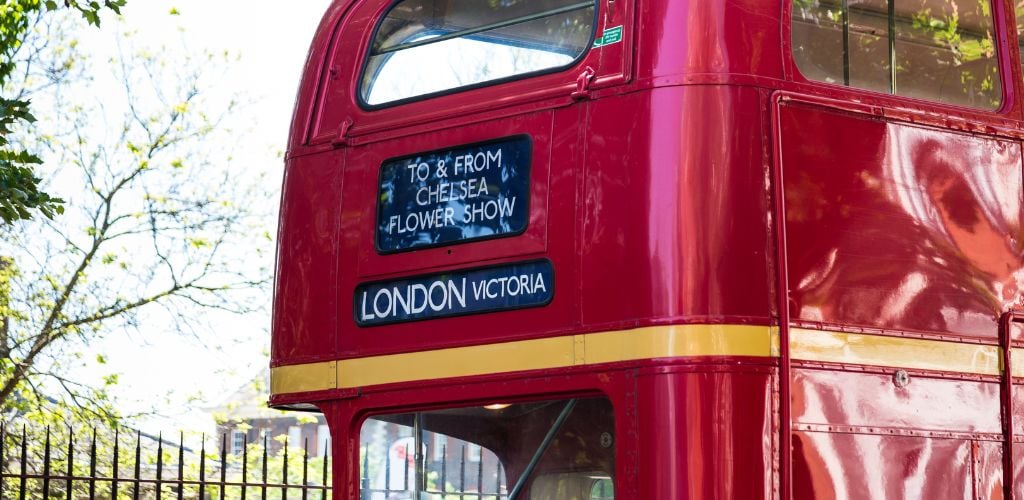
354, 260, 553, 326
376, 136, 531, 253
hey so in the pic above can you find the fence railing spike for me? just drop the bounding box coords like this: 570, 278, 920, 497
283, 435, 290, 500
198, 433, 207, 500
89, 427, 97, 499
156, 431, 163, 500
441, 443, 448, 496
460, 444, 466, 500
261, 433, 268, 500
177, 431, 185, 500
112, 427, 119, 499
477, 448, 484, 500
133, 430, 141, 500
241, 432, 248, 500
322, 440, 330, 500
1, 422, 5, 500
302, 437, 309, 500
220, 433, 227, 500
43, 426, 51, 497
19, 425, 26, 500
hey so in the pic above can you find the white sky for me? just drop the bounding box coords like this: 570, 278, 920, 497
66, 0, 332, 433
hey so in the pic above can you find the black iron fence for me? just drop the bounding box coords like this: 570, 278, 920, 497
0, 424, 331, 499
359, 442, 507, 500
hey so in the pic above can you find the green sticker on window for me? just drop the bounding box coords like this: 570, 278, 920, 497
593, 26, 623, 48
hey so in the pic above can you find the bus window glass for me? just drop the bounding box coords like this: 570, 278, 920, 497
358, 397, 615, 499
361, 0, 597, 106
792, 0, 1001, 109
1017, 3, 1024, 77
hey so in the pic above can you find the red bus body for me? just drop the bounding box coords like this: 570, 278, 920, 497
271, 0, 1024, 497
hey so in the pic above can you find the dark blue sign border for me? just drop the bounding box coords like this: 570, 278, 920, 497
374, 135, 532, 255
353, 259, 554, 327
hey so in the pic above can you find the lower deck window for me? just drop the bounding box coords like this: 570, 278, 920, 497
359, 397, 615, 500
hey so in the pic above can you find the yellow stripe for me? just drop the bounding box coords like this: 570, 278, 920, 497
788, 328, 1001, 376
270, 360, 337, 394
338, 336, 577, 388
271, 325, 1017, 396
272, 324, 773, 395
584, 324, 775, 364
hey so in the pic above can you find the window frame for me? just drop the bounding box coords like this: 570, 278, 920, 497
785, 0, 1014, 115
230, 429, 246, 456
355, 0, 601, 111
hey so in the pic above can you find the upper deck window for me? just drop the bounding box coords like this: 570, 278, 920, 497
360, 0, 597, 107
791, 0, 1001, 110
1016, 7, 1024, 77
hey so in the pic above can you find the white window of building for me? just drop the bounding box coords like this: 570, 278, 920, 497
288, 425, 302, 450
433, 432, 446, 461
231, 429, 246, 456
317, 424, 331, 457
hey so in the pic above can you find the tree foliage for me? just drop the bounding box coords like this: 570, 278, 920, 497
0, 0, 125, 224
0, 11, 271, 428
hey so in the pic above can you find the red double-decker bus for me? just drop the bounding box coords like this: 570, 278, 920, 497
271, 0, 1024, 498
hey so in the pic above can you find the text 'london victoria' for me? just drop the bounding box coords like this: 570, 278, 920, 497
355, 260, 553, 326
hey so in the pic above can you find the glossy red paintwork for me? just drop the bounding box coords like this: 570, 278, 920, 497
779, 102, 1024, 341
273, 0, 1024, 497
635, 365, 775, 499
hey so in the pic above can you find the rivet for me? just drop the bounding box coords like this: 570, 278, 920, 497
893, 369, 910, 388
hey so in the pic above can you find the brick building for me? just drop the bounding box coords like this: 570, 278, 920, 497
210, 369, 331, 458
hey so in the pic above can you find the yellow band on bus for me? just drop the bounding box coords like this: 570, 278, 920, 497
271, 324, 772, 395
270, 325, 1019, 396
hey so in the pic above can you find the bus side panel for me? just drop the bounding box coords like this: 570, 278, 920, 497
1010, 385, 1024, 493
792, 431, 974, 499
636, 369, 773, 499
790, 368, 1003, 497
581, 86, 772, 328
1017, 444, 1024, 497
791, 368, 1001, 434
778, 101, 1024, 341
975, 440, 1006, 499
273, 152, 343, 364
